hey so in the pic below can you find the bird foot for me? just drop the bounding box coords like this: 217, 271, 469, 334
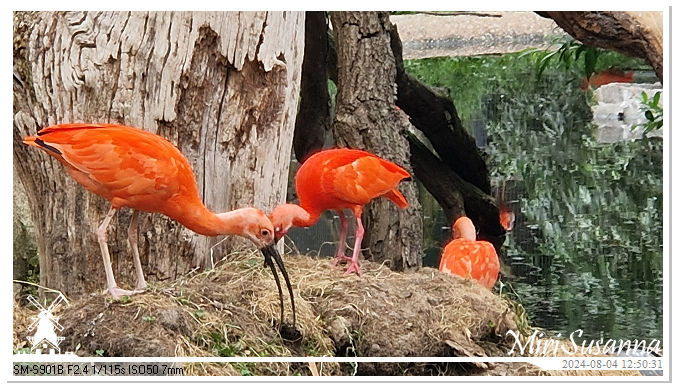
135, 280, 148, 291
331, 255, 352, 268
343, 262, 362, 277
105, 286, 143, 300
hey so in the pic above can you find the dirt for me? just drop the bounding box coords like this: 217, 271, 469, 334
13, 251, 642, 376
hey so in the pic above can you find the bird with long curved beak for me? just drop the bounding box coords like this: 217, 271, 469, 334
269, 148, 410, 277
23, 123, 296, 328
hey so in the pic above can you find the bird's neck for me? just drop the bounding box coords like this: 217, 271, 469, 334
290, 204, 319, 228
167, 201, 247, 237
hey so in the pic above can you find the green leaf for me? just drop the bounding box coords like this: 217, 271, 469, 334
584, 49, 598, 79
574, 43, 587, 60
653, 91, 661, 106
95, 349, 105, 357
645, 110, 655, 121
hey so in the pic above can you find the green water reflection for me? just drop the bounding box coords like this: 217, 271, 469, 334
407, 53, 663, 343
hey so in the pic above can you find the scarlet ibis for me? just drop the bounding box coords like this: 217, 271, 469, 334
269, 148, 410, 276
439, 216, 500, 289
498, 202, 515, 232
580, 69, 634, 91
23, 123, 295, 326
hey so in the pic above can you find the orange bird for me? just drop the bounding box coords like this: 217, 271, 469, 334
580, 69, 634, 91
498, 202, 515, 232
269, 148, 410, 276
24, 123, 295, 324
439, 216, 500, 289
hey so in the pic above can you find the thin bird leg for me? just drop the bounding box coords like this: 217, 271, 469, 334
128, 210, 147, 291
344, 207, 364, 277
331, 212, 352, 267
97, 207, 135, 299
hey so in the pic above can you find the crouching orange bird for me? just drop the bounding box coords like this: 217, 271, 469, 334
270, 148, 410, 276
24, 123, 295, 325
439, 216, 500, 289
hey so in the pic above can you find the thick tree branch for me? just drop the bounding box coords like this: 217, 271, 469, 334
408, 135, 504, 251
389, 25, 491, 195
537, 11, 663, 81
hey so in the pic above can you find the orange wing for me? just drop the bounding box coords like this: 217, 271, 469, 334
329, 155, 409, 207
296, 148, 410, 212
439, 239, 500, 289
24, 123, 199, 213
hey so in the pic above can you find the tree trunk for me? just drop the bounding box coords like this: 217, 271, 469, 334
322, 21, 502, 244
13, 11, 304, 297
330, 11, 423, 271
537, 11, 663, 81
293, 11, 332, 163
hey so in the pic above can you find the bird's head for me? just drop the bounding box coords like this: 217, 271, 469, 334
453, 216, 477, 241
219, 207, 296, 328
217, 207, 275, 248
269, 204, 311, 242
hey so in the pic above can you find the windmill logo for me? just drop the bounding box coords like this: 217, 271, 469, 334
25, 294, 68, 355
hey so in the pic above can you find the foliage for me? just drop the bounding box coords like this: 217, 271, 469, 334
518, 36, 649, 81
405, 50, 662, 341
13, 219, 39, 297
638, 91, 663, 135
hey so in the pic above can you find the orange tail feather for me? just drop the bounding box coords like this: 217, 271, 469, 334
384, 188, 408, 208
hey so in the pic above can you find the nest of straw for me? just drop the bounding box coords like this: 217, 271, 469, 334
12, 250, 643, 376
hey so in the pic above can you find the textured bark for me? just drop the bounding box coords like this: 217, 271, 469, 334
323, 23, 500, 242
293, 11, 332, 163
537, 11, 663, 81
13, 11, 304, 297
389, 25, 491, 195
331, 11, 423, 271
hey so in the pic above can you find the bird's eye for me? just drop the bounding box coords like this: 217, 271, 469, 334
261, 229, 270, 237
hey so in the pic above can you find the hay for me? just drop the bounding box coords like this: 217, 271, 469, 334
11, 251, 643, 376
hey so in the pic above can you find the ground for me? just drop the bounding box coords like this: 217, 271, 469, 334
13, 252, 640, 377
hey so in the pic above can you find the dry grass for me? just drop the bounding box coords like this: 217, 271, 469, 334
11, 250, 644, 376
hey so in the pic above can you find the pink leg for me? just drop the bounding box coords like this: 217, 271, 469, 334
344, 208, 364, 277
331, 212, 353, 267
128, 210, 147, 291
97, 207, 136, 299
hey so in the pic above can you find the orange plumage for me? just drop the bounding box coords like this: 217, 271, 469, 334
270, 148, 410, 276
498, 202, 515, 232
439, 216, 500, 289
24, 123, 196, 217
23, 123, 297, 326
580, 69, 634, 91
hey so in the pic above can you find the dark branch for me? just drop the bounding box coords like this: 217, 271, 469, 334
293, 11, 332, 163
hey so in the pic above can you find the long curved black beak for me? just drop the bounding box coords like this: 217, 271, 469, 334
261, 243, 296, 328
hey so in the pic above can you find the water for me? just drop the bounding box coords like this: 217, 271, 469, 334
405, 54, 663, 344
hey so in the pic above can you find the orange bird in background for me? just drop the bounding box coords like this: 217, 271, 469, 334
270, 148, 410, 276
439, 216, 500, 289
498, 202, 515, 232
580, 69, 635, 91
24, 123, 295, 325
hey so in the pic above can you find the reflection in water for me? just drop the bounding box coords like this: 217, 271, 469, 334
467, 66, 663, 343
